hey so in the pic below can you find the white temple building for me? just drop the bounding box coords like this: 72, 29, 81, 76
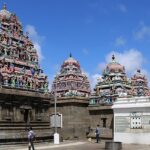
113, 96, 150, 144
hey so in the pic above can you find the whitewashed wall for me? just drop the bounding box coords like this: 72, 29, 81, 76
112, 96, 150, 144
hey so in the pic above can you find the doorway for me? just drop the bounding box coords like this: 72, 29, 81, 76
24, 109, 29, 123
101, 118, 107, 128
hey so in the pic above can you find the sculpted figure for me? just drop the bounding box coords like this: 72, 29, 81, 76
11, 77, 15, 87
16, 77, 19, 87
44, 82, 48, 93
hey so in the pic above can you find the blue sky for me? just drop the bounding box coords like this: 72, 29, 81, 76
2, 0, 150, 89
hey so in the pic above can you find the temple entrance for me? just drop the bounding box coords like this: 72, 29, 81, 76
20, 105, 32, 124
24, 109, 29, 123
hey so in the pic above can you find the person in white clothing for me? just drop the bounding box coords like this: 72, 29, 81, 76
28, 127, 35, 150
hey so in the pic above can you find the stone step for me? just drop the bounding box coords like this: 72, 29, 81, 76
0, 124, 49, 127
0, 121, 49, 124
0, 122, 49, 126
0, 127, 51, 130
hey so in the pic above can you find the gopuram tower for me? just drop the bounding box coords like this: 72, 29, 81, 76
50, 54, 91, 139
131, 69, 150, 96
0, 4, 50, 142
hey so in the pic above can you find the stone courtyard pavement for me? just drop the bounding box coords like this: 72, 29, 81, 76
0, 140, 150, 150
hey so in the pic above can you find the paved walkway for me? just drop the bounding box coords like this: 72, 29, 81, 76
0, 140, 150, 150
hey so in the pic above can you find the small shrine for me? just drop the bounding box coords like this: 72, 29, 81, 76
51, 54, 91, 98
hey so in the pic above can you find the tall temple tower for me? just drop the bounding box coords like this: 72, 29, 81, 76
50, 54, 91, 139
0, 4, 50, 142
0, 4, 48, 91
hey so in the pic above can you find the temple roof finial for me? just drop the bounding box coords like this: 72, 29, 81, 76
69, 53, 72, 58
112, 54, 115, 61
137, 69, 141, 73
3, 3, 7, 10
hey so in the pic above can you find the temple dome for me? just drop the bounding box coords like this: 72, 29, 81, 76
60, 54, 81, 74
0, 4, 11, 20
64, 54, 78, 63
103, 55, 125, 75
51, 54, 91, 98
62, 53, 80, 68
133, 69, 145, 79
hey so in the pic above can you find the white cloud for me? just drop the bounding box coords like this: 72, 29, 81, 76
90, 74, 101, 90
85, 49, 145, 91
115, 36, 126, 46
118, 4, 127, 13
98, 62, 106, 72
134, 24, 150, 40
89, 49, 150, 91
82, 69, 100, 91
54, 64, 60, 70
34, 42, 44, 62
25, 25, 45, 62
97, 49, 145, 78
105, 49, 144, 75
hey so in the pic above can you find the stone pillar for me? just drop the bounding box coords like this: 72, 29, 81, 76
13, 107, 16, 121
32, 108, 36, 121
0, 105, 2, 120
42, 108, 44, 121
6, 108, 9, 116
28, 110, 31, 123
19, 108, 24, 121
16, 108, 20, 121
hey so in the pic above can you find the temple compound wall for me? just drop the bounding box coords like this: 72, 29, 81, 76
113, 96, 150, 144
88, 105, 113, 139
50, 97, 90, 140
49, 97, 114, 140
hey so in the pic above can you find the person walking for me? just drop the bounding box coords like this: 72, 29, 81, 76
95, 124, 100, 143
28, 127, 35, 150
